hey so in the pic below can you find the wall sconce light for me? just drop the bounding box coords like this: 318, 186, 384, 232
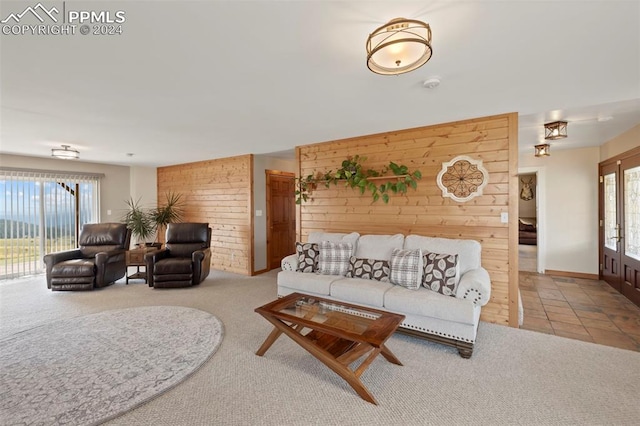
366, 17, 432, 75
534, 144, 550, 157
544, 121, 567, 140
51, 145, 80, 160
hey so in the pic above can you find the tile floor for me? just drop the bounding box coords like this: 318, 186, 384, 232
519, 272, 640, 352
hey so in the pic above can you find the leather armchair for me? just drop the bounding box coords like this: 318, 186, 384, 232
145, 223, 212, 288
43, 223, 131, 291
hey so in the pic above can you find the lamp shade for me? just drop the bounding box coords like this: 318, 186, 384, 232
544, 121, 567, 140
367, 18, 432, 75
534, 144, 550, 157
52, 145, 79, 160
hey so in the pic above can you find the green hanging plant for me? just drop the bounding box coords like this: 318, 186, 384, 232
295, 155, 422, 204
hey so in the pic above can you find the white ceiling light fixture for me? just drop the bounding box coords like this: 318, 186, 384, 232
51, 144, 80, 160
366, 17, 432, 75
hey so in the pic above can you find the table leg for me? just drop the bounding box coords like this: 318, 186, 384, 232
255, 327, 283, 356
257, 314, 379, 404
380, 343, 403, 366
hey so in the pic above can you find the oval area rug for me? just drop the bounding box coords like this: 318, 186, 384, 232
0, 306, 224, 425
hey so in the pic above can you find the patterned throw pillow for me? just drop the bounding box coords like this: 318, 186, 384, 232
423, 252, 459, 296
296, 242, 318, 273
389, 248, 423, 290
346, 257, 390, 282
317, 241, 353, 276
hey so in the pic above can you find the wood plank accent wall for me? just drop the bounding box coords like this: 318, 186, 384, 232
157, 154, 254, 275
296, 113, 519, 326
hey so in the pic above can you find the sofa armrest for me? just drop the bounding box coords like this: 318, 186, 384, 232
281, 254, 298, 271
95, 249, 126, 265
43, 249, 82, 267
456, 267, 491, 307
144, 249, 169, 287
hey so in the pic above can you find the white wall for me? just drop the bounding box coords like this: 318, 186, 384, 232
600, 124, 640, 161
129, 166, 157, 208
520, 147, 600, 275
253, 155, 296, 272
0, 154, 131, 223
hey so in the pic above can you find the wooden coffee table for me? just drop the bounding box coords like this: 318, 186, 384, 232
255, 292, 405, 405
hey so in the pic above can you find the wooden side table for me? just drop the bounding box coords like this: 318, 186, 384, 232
126, 247, 157, 284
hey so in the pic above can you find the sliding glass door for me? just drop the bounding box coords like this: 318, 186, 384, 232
0, 169, 100, 279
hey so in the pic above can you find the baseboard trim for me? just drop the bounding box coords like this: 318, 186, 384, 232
544, 269, 599, 280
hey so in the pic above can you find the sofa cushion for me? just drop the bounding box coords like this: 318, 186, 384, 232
404, 235, 481, 275
354, 234, 404, 260
308, 232, 360, 253
423, 252, 459, 296
330, 277, 393, 308
346, 257, 390, 282
295, 242, 318, 273
318, 241, 353, 276
277, 270, 341, 296
51, 259, 95, 277
390, 248, 423, 290
384, 285, 476, 325
155, 258, 193, 275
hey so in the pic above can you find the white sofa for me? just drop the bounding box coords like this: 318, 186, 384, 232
277, 232, 492, 358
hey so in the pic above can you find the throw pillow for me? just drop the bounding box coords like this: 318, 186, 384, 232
346, 257, 390, 282
295, 242, 318, 273
317, 241, 353, 276
423, 252, 459, 296
389, 248, 423, 290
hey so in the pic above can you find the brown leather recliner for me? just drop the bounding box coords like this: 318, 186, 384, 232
43, 223, 131, 291
145, 223, 212, 288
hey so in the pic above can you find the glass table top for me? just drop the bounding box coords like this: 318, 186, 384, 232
275, 295, 384, 336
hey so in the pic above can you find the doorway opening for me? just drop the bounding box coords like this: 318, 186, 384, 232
518, 167, 544, 273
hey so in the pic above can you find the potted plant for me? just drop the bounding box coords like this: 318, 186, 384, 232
122, 192, 185, 247
122, 197, 155, 247
150, 192, 184, 244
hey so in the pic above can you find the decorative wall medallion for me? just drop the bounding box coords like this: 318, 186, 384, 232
436, 155, 488, 202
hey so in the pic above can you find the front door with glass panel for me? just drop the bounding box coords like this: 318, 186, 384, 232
599, 151, 640, 307
601, 163, 621, 291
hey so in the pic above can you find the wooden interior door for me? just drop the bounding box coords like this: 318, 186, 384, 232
600, 151, 640, 306
266, 171, 296, 271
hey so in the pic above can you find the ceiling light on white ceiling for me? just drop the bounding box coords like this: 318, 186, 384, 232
534, 143, 550, 157
544, 121, 568, 140
366, 18, 432, 75
51, 145, 79, 160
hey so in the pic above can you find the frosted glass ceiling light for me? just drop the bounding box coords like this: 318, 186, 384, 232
52, 145, 80, 160
367, 18, 432, 75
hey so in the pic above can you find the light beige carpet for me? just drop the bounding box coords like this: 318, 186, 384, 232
1, 270, 639, 425
0, 306, 223, 425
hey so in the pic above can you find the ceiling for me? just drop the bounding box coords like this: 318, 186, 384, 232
1, 1, 639, 167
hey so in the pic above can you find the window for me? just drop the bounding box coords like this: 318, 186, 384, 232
0, 168, 102, 279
